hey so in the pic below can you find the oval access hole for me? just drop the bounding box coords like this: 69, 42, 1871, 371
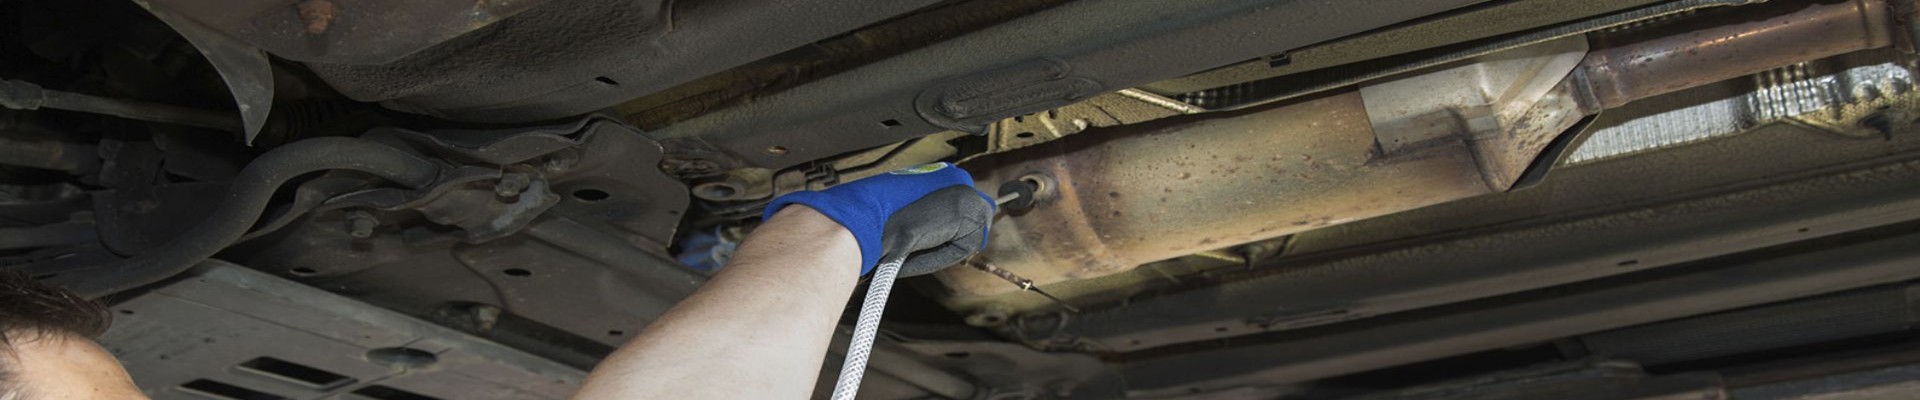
237, 356, 355, 389
179, 379, 287, 400
502, 268, 532, 277
572, 189, 610, 202
366, 347, 438, 369
353, 385, 445, 400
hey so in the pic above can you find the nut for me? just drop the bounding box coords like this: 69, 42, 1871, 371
297, 0, 336, 35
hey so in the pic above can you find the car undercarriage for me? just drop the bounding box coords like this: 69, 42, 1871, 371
4, 0, 1920, 398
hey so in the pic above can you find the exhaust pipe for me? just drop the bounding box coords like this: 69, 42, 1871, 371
945, 0, 1900, 301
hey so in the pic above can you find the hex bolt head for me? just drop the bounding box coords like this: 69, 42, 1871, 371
495, 172, 532, 198
345, 210, 378, 239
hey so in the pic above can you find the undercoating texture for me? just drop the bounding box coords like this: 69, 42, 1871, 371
305, 0, 938, 122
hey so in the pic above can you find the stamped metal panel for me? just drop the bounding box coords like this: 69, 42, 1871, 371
99, 261, 585, 400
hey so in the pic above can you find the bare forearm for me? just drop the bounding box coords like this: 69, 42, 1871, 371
573, 206, 861, 399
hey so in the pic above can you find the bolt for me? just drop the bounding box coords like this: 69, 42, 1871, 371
470, 304, 501, 332
345, 210, 377, 239
996, 179, 1039, 212
495, 172, 532, 198
297, 0, 335, 35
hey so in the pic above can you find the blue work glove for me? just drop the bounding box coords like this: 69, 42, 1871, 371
763, 163, 995, 276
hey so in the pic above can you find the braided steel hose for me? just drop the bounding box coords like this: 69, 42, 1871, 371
829, 257, 905, 400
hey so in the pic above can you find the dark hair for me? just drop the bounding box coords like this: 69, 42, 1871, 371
0, 271, 111, 399
0, 270, 109, 343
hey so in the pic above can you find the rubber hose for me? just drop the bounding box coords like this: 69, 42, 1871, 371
51, 138, 440, 297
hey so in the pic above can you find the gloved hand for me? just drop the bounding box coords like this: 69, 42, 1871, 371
763, 163, 994, 276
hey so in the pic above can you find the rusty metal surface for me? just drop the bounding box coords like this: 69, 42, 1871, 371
1571, 50, 1920, 164
1583, 0, 1895, 108
1168, 0, 1762, 112
931, 0, 1907, 302
1163, 0, 1899, 114
944, 92, 1496, 297
995, 85, 1920, 354
1360, 37, 1594, 190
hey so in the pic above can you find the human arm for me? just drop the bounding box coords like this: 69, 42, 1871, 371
571, 163, 993, 399
571, 205, 861, 400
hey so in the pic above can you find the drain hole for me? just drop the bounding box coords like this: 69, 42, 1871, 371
352, 385, 445, 400
365, 347, 438, 369
236, 357, 354, 389
572, 189, 610, 202
178, 379, 287, 400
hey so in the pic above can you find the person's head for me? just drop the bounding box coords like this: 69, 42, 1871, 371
0, 271, 144, 399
